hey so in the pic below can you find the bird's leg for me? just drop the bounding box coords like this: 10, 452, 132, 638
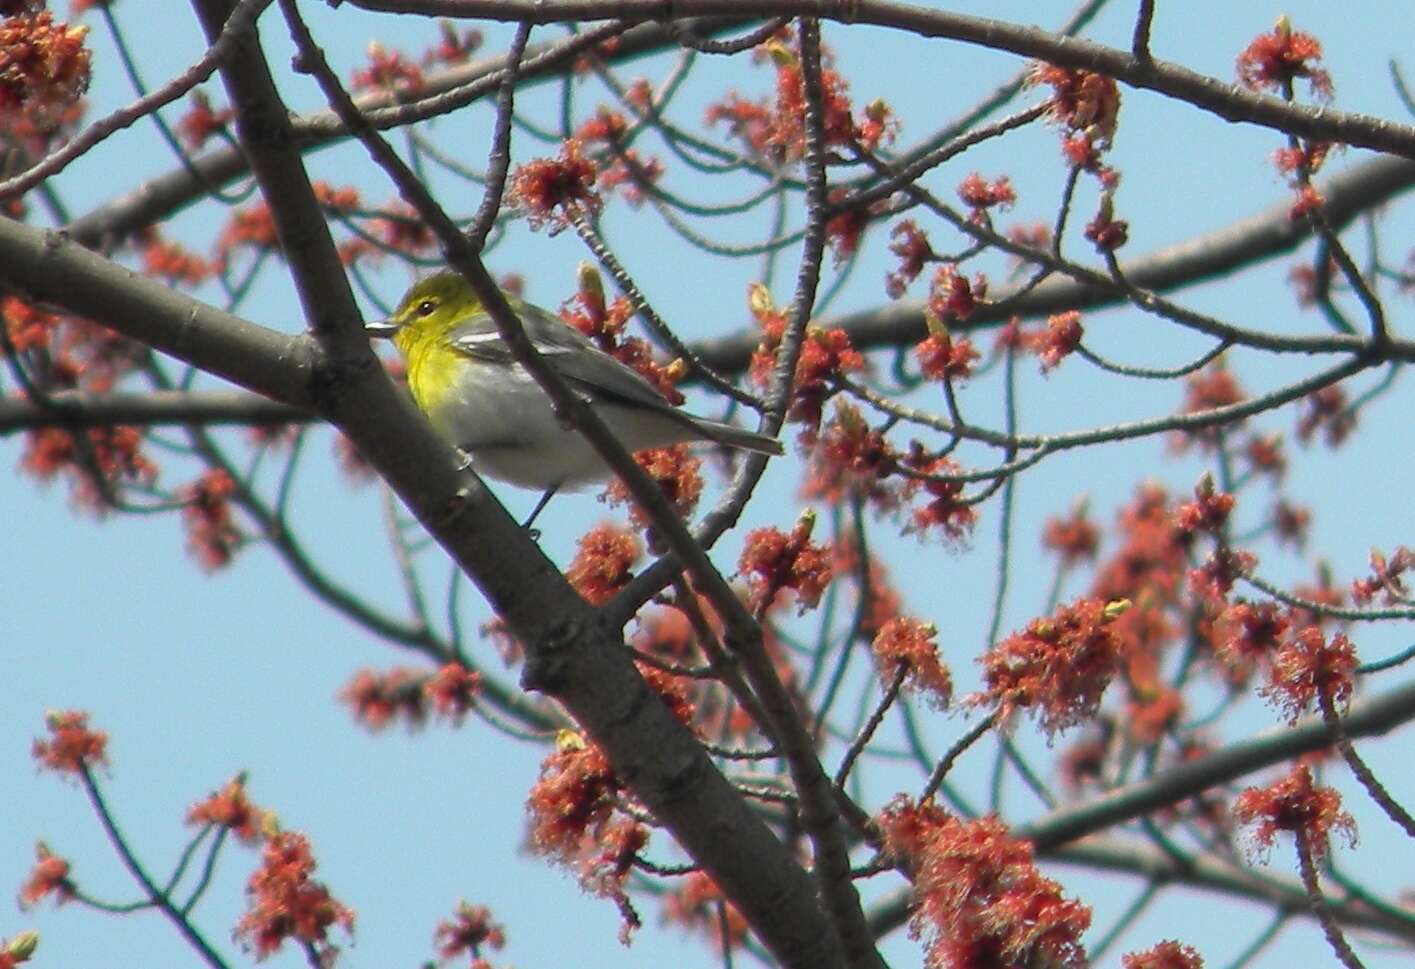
522, 484, 561, 537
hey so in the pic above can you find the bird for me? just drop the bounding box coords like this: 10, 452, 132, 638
366, 270, 784, 526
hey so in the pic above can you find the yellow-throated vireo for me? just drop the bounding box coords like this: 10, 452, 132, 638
366, 271, 783, 525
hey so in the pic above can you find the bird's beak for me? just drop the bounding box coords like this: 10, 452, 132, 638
365, 318, 400, 339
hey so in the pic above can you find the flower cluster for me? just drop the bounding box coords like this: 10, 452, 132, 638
180, 469, 241, 571
434, 902, 505, 968
565, 523, 641, 605
878, 799, 1091, 969
972, 597, 1127, 736
1234, 762, 1355, 861
234, 830, 354, 962
0, 10, 91, 138
187, 774, 264, 845
31, 710, 107, 774
1236, 17, 1332, 99
871, 617, 952, 707
738, 511, 833, 614
508, 140, 602, 233
18, 842, 72, 909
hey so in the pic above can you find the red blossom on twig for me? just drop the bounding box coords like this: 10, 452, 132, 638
31, 710, 107, 774
739, 511, 833, 614
434, 902, 504, 966
971, 597, 1127, 736
18, 842, 72, 909
234, 830, 354, 962
878, 799, 1091, 969
1236, 18, 1333, 100
872, 617, 951, 707
509, 140, 602, 233
1234, 762, 1355, 861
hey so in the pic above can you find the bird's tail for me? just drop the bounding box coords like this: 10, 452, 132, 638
692, 417, 785, 456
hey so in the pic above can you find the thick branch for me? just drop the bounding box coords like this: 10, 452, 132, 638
343, 0, 1415, 157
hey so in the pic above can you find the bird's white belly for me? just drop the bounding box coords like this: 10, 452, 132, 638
429, 365, 692, 489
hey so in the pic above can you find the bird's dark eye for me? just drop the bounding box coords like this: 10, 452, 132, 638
415, 299, 437, 317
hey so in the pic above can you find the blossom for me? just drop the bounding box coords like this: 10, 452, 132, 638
661, 872, 748, 951
350, 40, 422, 93
1122, 940, 1203, 969
176, 89, 231, 149
180, 469, 241, 571
1261, 626, 1357, 722
739, 511, 833, 613
508, 140, 601, 233
1236, 18, 1332, 99
878, 799, 1091, 969
1234, 763, 1355, 861
0, 11, 91, 136
434, 902, 504, 965
187, 775, 263, 844
1042, 505, 1099, 565
31, 710, 107, 773
972, 597, 1126, 736
235, 831, 354, 961
885, 220, 935, 297
424, 662, 482, 722
603, 445, 702, 529
337, 668, 427, 731
1031, 311, 1083, 371
526, 732, 621, 863
18, 843, 71, 909
871, 617, 952, 707
956, 172, 1016, 218
565, 523, 641, 605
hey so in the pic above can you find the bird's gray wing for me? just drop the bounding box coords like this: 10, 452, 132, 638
447, 301, 683, 416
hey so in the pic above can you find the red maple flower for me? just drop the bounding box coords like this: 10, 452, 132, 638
187, 775, 263, 844
885, 220, 935, 297
1173, 475, 1234, 536
176, 89, 231, 149
972, 597, 1126, 735
739, 513, 833, 614
565, 523, 641, 606
0, 11, 90, 136
901, 447, 977, 542
1234, 762, 1355, 861
350, 40, 423, 94
18, 842, 72, 909
180, 469, 241, 571
235, 830, 354, 961
1212, 600, 1289, 685
1122, 940, 1203, 969
31, 710, 107, 774
878, 799, 1091, 969
872, 617, 952, 707
526, 733, 621, 863
1030, 310, 1083, 371
603, 444, 703, 529
1262, 626, 1357, 722
337, 668, 427, 731
801, 399, 899, 510
1042, 505, 1099, 565
915, 328, 980, 382
434, 901, 504, 964
662, 871, 749, 951
508, 140, 602, 233
926, 265, 986, 323
423, 662, 482, 722
1236, 18, 1332, 99
956, 172, 1016, 218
